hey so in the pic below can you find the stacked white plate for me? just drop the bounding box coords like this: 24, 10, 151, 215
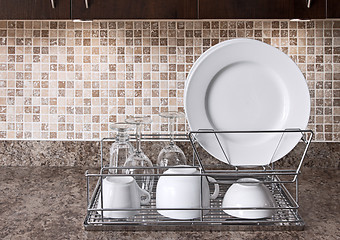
184, 39, 310, 166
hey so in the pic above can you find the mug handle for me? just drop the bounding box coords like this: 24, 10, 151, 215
207, 176, 219, 200
138, 187, 151, 205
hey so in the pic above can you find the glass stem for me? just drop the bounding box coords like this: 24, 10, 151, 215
169, 117, 175, 146
118, 131, 128, 143
136, 124, 141, 153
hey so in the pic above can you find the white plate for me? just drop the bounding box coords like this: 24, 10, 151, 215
184, 39, 310, 166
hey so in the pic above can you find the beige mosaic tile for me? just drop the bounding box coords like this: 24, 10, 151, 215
0, 20, 339, 141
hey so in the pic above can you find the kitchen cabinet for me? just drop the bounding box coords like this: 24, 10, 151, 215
0, 0, 335, 21
293, 0, 326, 19
199, 0, 326, 19
327, 0, 340, 18
199, 0, 292, 19
0, 0, 71, 19
72, 0, 197, 19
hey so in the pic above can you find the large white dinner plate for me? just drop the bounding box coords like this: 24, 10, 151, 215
184, 39, 310, 166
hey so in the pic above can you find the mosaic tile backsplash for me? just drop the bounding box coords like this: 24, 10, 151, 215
0, 20, 339, 141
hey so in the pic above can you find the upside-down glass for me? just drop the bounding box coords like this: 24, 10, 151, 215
157, 111, 187, 173
108, 123, 134, 174
123, 116, 154, 195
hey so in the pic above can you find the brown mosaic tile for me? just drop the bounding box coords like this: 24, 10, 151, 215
0, 20, 337, 141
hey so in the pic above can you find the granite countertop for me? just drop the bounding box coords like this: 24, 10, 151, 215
0, 167, 339, 240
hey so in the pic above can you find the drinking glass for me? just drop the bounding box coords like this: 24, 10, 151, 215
157, 111, 187, 172
108, 123, 134, 174
123, 116, 154, 194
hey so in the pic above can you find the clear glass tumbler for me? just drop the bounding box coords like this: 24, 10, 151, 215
109, 123, 134, 174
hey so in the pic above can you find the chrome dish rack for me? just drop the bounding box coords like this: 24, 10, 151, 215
84, 129, 313, 231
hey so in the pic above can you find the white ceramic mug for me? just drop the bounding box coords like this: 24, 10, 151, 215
156, 166, 219, 220
98, 176, 150, 218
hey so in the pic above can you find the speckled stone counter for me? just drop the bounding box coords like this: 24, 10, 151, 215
0, 167, 339, 240
0, 141, 339, 169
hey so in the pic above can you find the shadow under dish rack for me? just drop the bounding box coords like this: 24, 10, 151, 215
84, 129, 313, 231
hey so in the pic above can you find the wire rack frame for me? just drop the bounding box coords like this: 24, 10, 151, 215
84, 129, 313, 231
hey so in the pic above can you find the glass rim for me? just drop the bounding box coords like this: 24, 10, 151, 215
125, 115, 152, 125
109, 122, 135, 131
159, 111, 185, 119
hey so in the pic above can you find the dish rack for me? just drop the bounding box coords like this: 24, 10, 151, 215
84, 129, 313, 231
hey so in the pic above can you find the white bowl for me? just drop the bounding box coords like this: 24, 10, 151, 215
222, 178, 276, 219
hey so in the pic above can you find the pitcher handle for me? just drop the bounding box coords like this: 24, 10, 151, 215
138, 187, 151, 205
207, 176, 219, 200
